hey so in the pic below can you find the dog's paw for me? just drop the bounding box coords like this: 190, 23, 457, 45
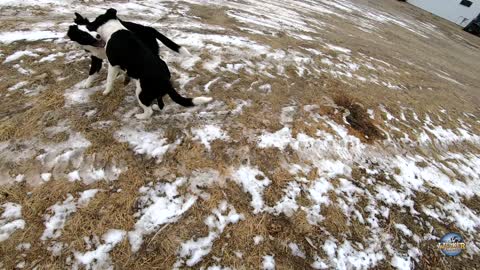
81, 82, 91, 89
102, 90, 111, 96
81, 79, 93, 89
152, 104, 161, 111
81, 75, 98, 89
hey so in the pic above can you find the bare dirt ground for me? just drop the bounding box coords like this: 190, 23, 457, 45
0, 0, 479, 269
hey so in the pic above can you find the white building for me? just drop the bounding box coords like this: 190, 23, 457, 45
408, 0, 480, 26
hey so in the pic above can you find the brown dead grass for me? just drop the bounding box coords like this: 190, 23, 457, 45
1, 0, 480, 268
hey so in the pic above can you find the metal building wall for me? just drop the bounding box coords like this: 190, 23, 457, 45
409, 0, 480, 26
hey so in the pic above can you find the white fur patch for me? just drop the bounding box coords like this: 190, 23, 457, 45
97, 20, 126, 42
82, 74, 99, 89
192, 97, 213, 105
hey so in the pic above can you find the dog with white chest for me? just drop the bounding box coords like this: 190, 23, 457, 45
85, 8, 212, 120
67, 24, 113, 88
68, 12, 190, 89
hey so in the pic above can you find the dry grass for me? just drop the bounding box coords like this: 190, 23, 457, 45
1, 0, 480, 269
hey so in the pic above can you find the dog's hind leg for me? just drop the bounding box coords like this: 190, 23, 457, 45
82, 56, 102, 88
152, 97, 164, 111
103, 64, 121, 95
134, 80, 153, 120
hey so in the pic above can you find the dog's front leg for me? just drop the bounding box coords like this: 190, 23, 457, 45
103, 64, 120, 95
82, 56, 102, 88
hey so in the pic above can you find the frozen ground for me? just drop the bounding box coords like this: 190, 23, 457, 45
0, 0, 479, 269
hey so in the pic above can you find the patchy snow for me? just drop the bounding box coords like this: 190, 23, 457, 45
435, 72, 464, 86
39, 52, 64, 63
254, 235, 264, 245
115, 127, 181, 162
322, 238, 385, 269
289, 242, 306, 259
312, 256, 329, 269
258, 127, 293, 150
12, 63, 33, 75
3, 50, 38, 63
0, 31, 63, 44
41, 190, 100, 241
129, 178, 197, 253
325, 44, 351, 54
0, 203, 25, 242
231, 166, 271, 214
262, 255, 276, 270
41, 195, 77, 241
192, 124, 229, 151
77, 189, 100, 207
391, 255, 412, 270
177, 201, 244, 267
41, 173, 52, 182
8, 81, 28, 91
267, 181, 301, 217
16, 243, 31, 251
74, 229, 126, 270
64, 81, 103, 106
0, 0, 479, 268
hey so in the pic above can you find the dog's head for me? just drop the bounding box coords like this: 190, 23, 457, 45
86, 8, 118, 32
67, 25, 105, 47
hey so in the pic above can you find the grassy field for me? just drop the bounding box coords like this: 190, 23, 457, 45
0, 0, 479, 269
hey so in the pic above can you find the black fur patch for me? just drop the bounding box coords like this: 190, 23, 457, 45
87, 8, 117, 32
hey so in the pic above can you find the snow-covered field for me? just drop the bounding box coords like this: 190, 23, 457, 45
0, 0, 479, 269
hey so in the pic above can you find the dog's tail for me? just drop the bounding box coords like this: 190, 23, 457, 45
166, 82, 212, 107
153, 30, 191, 56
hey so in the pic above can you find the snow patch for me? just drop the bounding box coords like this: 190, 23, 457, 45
129, 178, 197, 253
74, 229, 126, 270
41, 190, 100, 241
0, 203, 25, 242
231, 166, 271, 213
192, 124, 229, 150
177, 201, 244, 267
115, 127, 181, 162
258, 127, 293, 150
0, 31, 63, 44
3, 50, 38, 63
262, 255, 275, 270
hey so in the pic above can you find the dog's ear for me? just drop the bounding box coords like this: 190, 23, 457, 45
74, 12, 89, 25
106, 8, 117, 17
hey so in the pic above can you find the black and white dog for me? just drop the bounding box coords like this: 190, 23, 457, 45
67, 12, 190, 88
67, 25, 113, 88
85, 8, 212, 119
